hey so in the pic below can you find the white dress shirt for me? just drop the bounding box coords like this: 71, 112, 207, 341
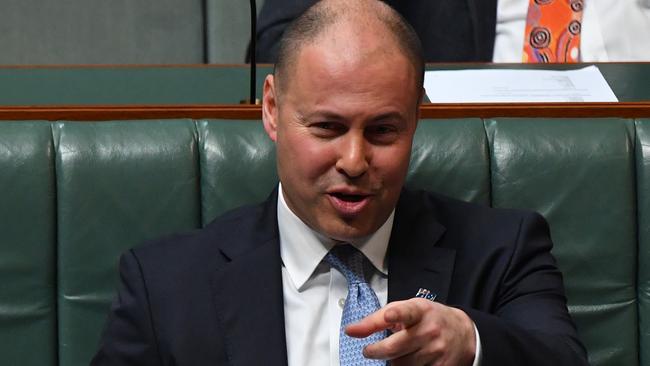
493, 0, 650, 62
277, 185, 481, 366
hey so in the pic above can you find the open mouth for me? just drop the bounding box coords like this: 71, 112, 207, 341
330, 193, 366, 202
327, 192, 371, 216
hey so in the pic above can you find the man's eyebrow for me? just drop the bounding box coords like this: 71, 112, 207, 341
299, 110, 346, 122
369, 112, 407, 123
296, 110, 408, 124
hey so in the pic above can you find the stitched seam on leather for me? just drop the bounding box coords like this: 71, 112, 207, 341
482, 118, 494, 207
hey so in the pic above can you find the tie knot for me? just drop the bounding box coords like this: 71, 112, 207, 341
325, 244, 366, 285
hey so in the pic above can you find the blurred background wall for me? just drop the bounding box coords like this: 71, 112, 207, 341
0, 0, 264, 64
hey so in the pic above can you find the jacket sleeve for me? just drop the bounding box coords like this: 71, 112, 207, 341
464, 212, 589, 366
91, 250, 161, 366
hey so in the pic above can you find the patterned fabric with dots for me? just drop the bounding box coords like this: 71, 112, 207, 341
325, 245, 387, 366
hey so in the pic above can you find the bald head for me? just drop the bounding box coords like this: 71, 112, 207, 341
274, 0, 424, 95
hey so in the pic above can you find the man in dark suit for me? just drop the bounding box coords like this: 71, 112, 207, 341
93, 0, 587, 365
256, 0, 498, 63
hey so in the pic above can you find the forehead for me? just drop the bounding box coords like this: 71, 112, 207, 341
280, 29, 418, 104
277, 49, 419, 130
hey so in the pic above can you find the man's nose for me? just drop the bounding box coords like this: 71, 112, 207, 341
335, 133, 370, 179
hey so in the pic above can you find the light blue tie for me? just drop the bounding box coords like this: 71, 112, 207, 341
325, 244, 387, 366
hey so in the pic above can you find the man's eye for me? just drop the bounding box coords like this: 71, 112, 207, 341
366, 125, 399, 143
314, 122, 336, 129
310, 122, 345, 136
368, 125, 397, 135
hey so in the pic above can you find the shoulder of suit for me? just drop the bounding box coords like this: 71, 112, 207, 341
400, 188, 545, 226
130, 201, 269, 263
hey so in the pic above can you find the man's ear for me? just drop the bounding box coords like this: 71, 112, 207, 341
262, 74, 278, 142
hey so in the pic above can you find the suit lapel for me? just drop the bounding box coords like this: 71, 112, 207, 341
388, 190, 456, 304
210, 191, 288, 366
207, 189, 458, 365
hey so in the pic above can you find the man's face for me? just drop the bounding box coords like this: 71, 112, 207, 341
262, 34, 421, 241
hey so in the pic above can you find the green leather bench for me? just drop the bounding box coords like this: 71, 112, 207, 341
1, 118, 647, 366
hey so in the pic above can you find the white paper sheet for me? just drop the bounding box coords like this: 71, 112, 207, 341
424, 65, 618, 103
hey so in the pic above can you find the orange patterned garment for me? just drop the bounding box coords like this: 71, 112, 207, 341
523, 0, 584, 63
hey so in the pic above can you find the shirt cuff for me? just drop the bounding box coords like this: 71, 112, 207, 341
472, 323, 482, 366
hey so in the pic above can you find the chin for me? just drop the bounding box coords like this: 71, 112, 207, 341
321, 221, 376, 242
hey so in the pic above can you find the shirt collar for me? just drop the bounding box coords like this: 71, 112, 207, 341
277, 183, 393, 292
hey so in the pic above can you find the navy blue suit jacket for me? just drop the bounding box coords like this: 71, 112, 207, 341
256, 0, 498, 63
92, 189, 588, 365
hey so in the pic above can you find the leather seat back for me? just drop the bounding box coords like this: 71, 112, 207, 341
0, 118, 643, 366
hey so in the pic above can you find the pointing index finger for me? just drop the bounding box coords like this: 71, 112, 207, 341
345, 300, 423, 338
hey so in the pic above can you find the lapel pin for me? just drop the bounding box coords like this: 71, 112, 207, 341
415, 287, 437, 302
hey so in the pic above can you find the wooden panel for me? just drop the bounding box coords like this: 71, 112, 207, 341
1, 102, 649, 121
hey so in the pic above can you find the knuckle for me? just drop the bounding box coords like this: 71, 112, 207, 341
382, 341, 401, 358
424, 325, 442, 340
413, 297, 431, 310
404, 308, 416, 324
